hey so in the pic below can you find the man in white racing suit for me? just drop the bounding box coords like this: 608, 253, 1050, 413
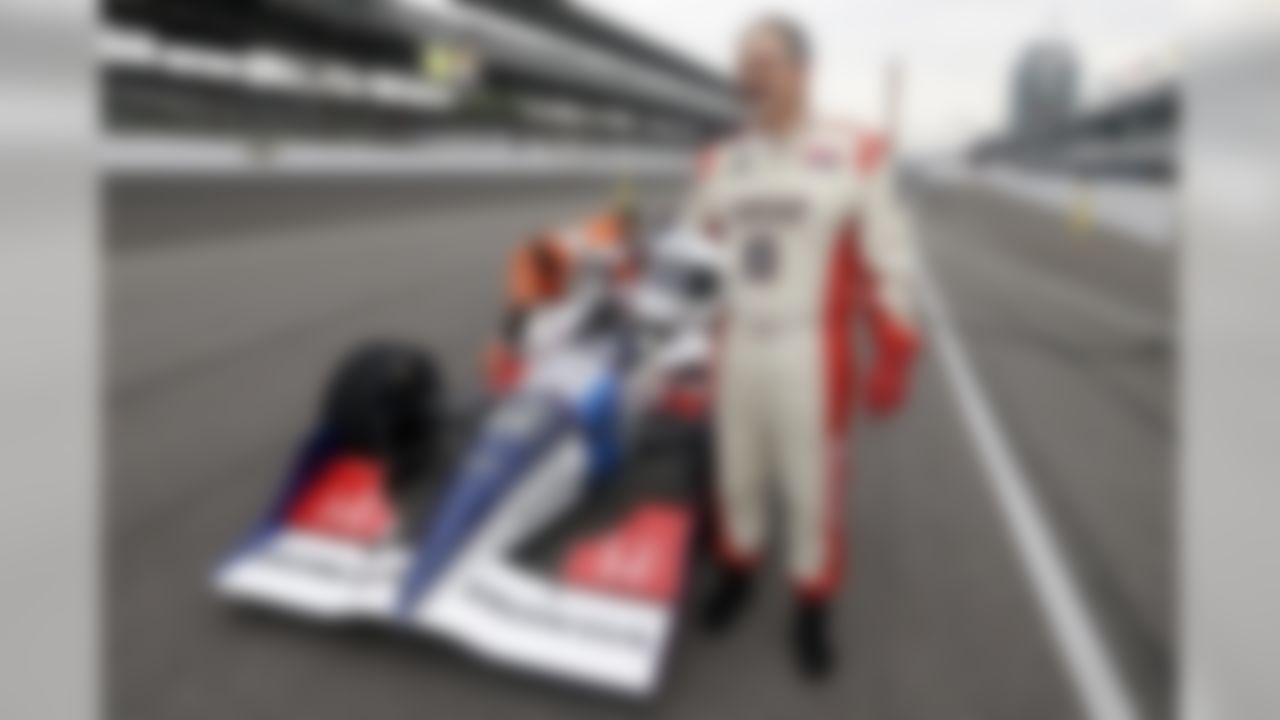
685, 15, 920, 677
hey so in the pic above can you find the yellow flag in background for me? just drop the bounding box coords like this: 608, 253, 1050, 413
1070, 179, 1094, 238
421, 44, 478, 85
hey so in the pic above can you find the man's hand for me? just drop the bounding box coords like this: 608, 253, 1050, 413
483, 339, 524, 395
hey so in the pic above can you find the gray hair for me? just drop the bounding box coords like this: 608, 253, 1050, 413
748, 13, 813, 65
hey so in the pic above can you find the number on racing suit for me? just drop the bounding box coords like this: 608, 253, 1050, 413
743, 234, 778, 282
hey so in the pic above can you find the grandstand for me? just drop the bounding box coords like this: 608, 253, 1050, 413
102, 0, 740, 147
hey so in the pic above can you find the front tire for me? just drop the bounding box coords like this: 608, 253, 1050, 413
320, 340, 445, 492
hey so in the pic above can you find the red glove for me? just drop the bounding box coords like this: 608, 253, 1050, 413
483, 340, 524, 395
866, 320, 920, 416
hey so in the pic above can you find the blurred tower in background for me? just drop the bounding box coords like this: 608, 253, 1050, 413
884, 58, 903, 153
1010, 35, 1080, 139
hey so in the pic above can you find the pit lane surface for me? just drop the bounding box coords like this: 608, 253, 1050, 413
108, 173, 1172, 719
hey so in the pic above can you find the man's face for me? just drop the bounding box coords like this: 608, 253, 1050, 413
737, 26, 807, 129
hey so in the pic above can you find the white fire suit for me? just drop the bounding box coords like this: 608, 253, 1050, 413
686, 120, 918, 600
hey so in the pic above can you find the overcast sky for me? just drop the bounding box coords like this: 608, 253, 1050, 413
578, 0, 1180, 153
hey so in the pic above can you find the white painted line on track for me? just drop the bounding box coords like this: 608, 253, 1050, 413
913, 245, 1141, 720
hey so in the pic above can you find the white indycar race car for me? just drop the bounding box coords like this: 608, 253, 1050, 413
214, 228, 722, 697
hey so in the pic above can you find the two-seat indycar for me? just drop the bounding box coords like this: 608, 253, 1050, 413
213, 228, 722, 697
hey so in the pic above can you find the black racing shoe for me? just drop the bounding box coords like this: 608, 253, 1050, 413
793, 600, 837, 679
701, 566, 754, 634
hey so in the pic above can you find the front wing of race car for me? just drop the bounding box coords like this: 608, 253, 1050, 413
399, 383, 690, 694
214, 341, 697, 697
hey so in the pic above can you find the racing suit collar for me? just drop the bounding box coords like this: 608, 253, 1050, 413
748, 113, 813, 153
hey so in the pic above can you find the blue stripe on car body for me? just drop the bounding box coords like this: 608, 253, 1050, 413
216, 429, 336, 574
397, 393, 576, 615
575, 372, 624, 481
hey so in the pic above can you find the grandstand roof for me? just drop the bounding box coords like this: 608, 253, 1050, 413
106, 0, 416, 66
459, 0, 733, 95
104, 0, 739, 135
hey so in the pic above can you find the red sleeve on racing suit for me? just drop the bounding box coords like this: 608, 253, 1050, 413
825, 225, 861, 432
855, 131, 888, 176
851, 130, 919, 415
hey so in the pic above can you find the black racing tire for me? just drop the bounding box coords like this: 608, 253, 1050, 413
320, 339, 446, 492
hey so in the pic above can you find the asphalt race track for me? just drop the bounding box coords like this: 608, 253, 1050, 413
107, 172, 1173, 719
